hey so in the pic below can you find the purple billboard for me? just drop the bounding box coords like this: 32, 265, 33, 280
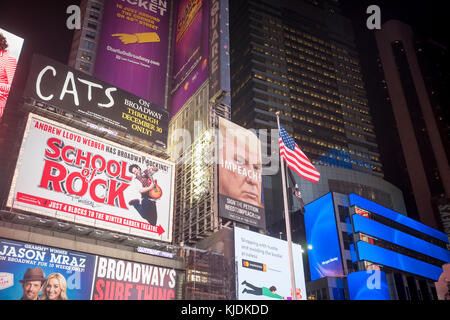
170, 0, 210, 117
94, 0, 172, 108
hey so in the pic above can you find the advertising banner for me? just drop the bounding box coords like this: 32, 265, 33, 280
93, 0, 172, 108
0, 238, 96, 300
91, 256, 179, 300
170, 0, 210, 117
7, 114, 175, 241
234, 227, 306, 300
218, 117, 266, 229
24, 55, 169, 148
0, 27, 23, 119
304, 193, 344, 281
209, 0, 230, 102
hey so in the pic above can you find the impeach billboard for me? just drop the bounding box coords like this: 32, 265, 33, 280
7, 114, 175, 241
94, 0, 172, 108
24, 55, 169, 148
0, 27, 23, 120
218, 117, 266, 229
170, 0, 210, 117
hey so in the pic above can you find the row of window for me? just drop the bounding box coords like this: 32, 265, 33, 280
289, 90, 372, 125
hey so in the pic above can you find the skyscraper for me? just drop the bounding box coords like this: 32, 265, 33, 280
374, 19, 450, 235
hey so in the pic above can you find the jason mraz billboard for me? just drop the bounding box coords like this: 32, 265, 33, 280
7, 114, 175, 241
24, 55, 169, 148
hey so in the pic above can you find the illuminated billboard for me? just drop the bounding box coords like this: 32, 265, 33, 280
349, 193, 449, 243
0, 27, 23, 119
234, 227, 306, 300
24, 55, 169, 148
7, 114, 175, 241
304, 193, 344, 281
0, 238, 182, 300
356, 240, 443, 281
93, 0, 172, 108
0, 238, 96, 300
218, 117, 265, 229
170, 0, 210, 117
352, 213, 450, 263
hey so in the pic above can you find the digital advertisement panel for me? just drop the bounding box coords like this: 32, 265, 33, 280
304, 193, 344, 281
0, 238, 96, 300
93, 0, 172, 108
0, 27, 23, 119
170, 0, 210, 117
24, 55, 169, 148
7, 114, 175, 241
234, 227, 306, 300
91, 256, 179, 300
218, 117, 265, 229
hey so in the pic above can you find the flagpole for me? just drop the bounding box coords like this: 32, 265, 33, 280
276, 112, 297, 300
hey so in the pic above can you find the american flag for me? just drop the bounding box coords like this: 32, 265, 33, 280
279, 125, 320, 183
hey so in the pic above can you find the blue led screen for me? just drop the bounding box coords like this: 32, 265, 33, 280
356, 241, 444, 281
347, 270, 390, 300
349, 194, 448, 243
352, 214, 450, 263
304, 193, 344, 281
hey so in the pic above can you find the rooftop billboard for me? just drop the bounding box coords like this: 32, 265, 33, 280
7, 114, 175, 241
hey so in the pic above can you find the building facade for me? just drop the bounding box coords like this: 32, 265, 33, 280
304, 192, 450, 300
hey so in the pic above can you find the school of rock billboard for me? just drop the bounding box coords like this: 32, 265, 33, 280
0, 238, 181, 300
6, 114, 175, 242
218, 118, 266, 229
24, 55, 169, 149
0, 27, 23, 119
170, 0, 210, 117
93, 0, 172, 108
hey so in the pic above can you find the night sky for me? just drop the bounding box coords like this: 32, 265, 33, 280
0, 0, 448, 96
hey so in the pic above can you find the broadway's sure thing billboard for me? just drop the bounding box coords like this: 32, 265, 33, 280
234, 228, 306, 300
94, 0, 172, 108
170, 0, 210, 117
0, 238, 182, 300
24, 55, 169, 148
218, 117, 266, 229
0, 27, 23, 119
7, 114, 175, 241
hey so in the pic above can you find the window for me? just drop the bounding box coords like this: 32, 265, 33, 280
91, 2, 101, 11
84, 40, 95, 50
85, 31, 96, 40
79, 61, 91, 72
89, 11, 100, 20
80, 51, 92, 61
87, 22, 98, 30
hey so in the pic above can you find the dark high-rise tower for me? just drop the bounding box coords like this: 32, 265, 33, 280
230, 0, 407, 231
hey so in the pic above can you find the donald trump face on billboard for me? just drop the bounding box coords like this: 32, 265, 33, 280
218, 118, 263, 208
